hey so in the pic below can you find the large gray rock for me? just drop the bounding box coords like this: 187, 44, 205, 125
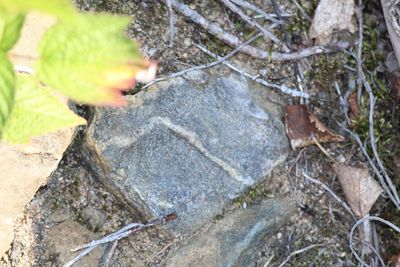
84, 72, 288, 235
166, 198, 295, 267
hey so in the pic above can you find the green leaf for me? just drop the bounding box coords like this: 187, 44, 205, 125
0, 10, 25, 51
37, 13, 154, 106
2, 74, 86, 144
0, 52, 15, 137
0, 0, 75, 19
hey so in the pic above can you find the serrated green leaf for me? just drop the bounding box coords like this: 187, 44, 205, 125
37, 13, 154, 106
0, 9, 25, 51
0, 0, 75, 20
2, 74, 86, 144
0, 52, 15, 137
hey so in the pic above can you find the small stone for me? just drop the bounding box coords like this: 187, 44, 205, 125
259, 68, 268, 76
184, 38, 192, 47
386, 51, 399, 72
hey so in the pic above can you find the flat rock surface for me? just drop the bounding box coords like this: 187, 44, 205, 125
166, 198, 295, 267
85, 72, 289, 235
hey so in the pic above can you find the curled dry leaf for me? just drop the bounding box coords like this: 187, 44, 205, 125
309, 0, 357, 45
285, 104, 344, 150
389, 71, 400, 101
333, 163, 383, 218
348, 91, 360, 123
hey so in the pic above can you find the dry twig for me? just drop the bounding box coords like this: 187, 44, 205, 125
220, 0, 289, 51
336, 76, 400, 210
103, 240, 118, 267
290, 0, 312, 21
166, 0, 175, 47
141, 33, 262, 90
302, 172, 356, 219
196, 44, 309, 98
277, 243, 329, 267
63, 213, 177, 267
349, 216, 400, 267
164, 0, 345, 61
230, 0, 282, 24
356, 0, 364, 104
362, 70, 400, 205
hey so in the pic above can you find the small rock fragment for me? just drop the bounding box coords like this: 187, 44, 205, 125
386, 51, 399, 72
309, 0, 357, 45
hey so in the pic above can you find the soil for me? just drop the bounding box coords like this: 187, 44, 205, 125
1, 0, 399, 266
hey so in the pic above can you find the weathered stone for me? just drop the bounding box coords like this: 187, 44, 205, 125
309, 0, 356, 45
0, 129, 76, 257
85, 73, 289, 235
166, 198, 295, 267
46, 220, 102, 266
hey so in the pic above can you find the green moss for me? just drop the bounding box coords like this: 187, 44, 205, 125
284, 0, 318, 37
306, 54, 348, 91
232, 182, 273, 208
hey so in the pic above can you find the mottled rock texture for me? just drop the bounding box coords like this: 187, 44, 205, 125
85, 72, 289, 235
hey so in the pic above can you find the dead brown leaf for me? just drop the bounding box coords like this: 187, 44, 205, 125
285, 104, 344, 150
348, 91, 360, 123
389, 72, 400, 101
333, 163, 383, 218
390, 252, 400, 267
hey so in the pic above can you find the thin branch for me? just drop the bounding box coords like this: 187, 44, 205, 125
341, 126, 400, 209
335, 78, 400, 209
302, 172, 356, 219
63, 213, 177, 267
141, 33, 262, 90
230, 0, 282, 24
277, 243, 329, 267
64, 246, 96, 267
270, 0, 307, 104
290, 0, 312, 22
362, 70, 400, 205
145, 239, 177, 265
196, 44, 309, 98
103, 240, 118, 267
349, 216, 400, 267
165, 0, 345, 61
166, 0, 175, 47
220, 0, 289, 52
356, 0, 364, 105
334, 81, 351, 125
311, 135, 338, 163
262, 254, 275, 267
